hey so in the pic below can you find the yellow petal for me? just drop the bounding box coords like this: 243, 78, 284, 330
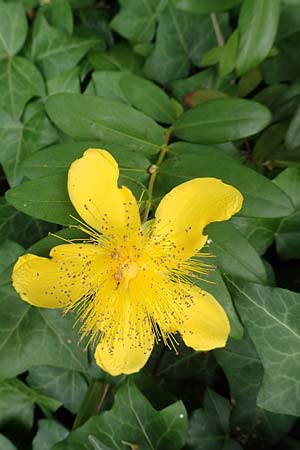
94, 296, 154, 376
152, 178, 243, 260
12, 244, 104, 309
68, 149, 141, 236
179, 285, 230, 351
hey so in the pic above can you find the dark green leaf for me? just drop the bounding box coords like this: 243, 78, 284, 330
91, 71, 129, 102
27, 366, 88, 414
196, 267, 243, 338
237, 0, 280, 75
219, 30, 239, 76
155, 143, 294, 218
45, 93, 164, 155
111, 0, 166, 43
0, 435, 17, 450
0, 240, 23, 271
0, 0, 27, 58
47, 67, 80, 95
285, 104, 300, 150
88, 44, 142, 73
33, 419, 69, 450
0, 280, 88, 381
231, 216, 278, 255
0, 197, 57, 248
53, 379, 188, 450
0, 108, 58, 186
228, 278, 300, 416
0, 57, 45, 119
0, 378, 60, 433
120, 74, 178, 123
5, 173, 76, 226
185, 389, 242, 450
172, 98, 272, 144
207, 222, 268, 284
47, 0, 73, 34
215, 331, 295, 449
173, 0, 242, 13
276, 211, 300, 259
29, 16, 99, 78
144, 5, 229, 84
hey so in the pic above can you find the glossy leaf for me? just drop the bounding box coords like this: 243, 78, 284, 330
155, 143, 293, 218
174, 0, 242, 13
172, 98, 272, 144
5, 174, 76, 226
237, 0, 281, 75
45, 93, 164, 155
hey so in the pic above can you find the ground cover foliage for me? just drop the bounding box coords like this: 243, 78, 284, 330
1, 0, 300, 448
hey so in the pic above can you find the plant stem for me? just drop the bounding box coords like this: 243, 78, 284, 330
210, 13, 225, 47
72, 379, 109, 429
142, 130, 170, 223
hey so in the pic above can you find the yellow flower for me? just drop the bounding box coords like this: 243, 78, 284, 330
12, 149, 243, 376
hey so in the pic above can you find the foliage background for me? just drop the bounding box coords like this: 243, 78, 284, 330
1, 0, 300, 449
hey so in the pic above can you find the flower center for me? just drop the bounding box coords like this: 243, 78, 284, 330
113, 260, 139, 289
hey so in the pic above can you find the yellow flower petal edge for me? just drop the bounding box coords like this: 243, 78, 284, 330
68, 148, 141, 235
12, 148, 244, 376
153, 178, 243, 261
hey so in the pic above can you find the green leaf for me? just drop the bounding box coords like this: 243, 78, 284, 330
0, 108, 58, 186
219, 29, 239, 76
27, 366, 88, 414
88, 44, 142, 73
111, 0, 166, 43
171, 68, 217, 102
185, 388, 242, 450
33, 419, 69, 450
0, 57, 45, 119
285, 104, 300, 150
227, 278, 300, 416
46, 0, 73, 35
196, 268, 243, 338
274, 166, 300, 210
0, 435, 17, 450
22, 141, 150, 200
144, 5, 229, 84
237, 0, 281, 75
201, 46, 223, 67
172, 98, 272, 144
183, 88, 227, 107
215, 331, 295, 449
29, 16, 99, 78
120, 74, 178, 124
207, 222, 268, 284
155, 143, 294, 218
45, 93, 165, 155
0, 378, 60, 433
0, 0, 28, 58
53, 379, 188, 450
0, 280, 88, 381
5, 173, 76, 226
238, 68, 263, 97
275, 211, 300, 260
0, 197, 57, 248
231, 216, 278, 255
173, 0, 242, 13
91, 71, 129, 102
253, 121, 288, 161
0, 240, 23, 271
47, 67, 80, 95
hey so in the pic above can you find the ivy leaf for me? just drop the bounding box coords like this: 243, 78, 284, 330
0, 0, 28, 58
0, 279, 88, 381
0, 57, 45, 119
144, 5, 229, 84
215, 331, 295, 449
0, 435, 17, 450
32, 419, 69, 450
29, 16, 99, 79
227, 278, 300, 416
53, 379, 188, 450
